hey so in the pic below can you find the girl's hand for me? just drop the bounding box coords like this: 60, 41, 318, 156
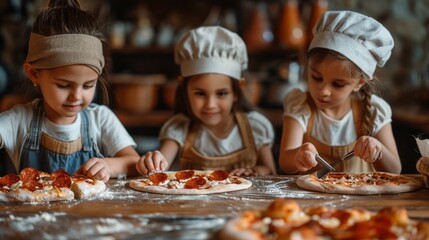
76, 158, 111, 182
295, 142, 318, 172
230, 168, 258, 176
136, 150, 168, 176
354, 136, 383, 163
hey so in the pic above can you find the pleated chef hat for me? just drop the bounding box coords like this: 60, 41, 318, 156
174, 26, 248, 80
309, 11, 394, 78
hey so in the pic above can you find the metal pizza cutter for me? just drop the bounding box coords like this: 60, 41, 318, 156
316, 151, 355, 178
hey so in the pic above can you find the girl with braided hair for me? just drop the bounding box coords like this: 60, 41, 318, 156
279, 11, 401, 174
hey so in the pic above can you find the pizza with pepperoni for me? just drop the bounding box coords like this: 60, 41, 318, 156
296, 172, 423, 195
0, 168, 106, 202
129, 170, 252, 195
219, 199, 429, 240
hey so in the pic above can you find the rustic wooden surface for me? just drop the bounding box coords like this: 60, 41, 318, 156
1, 175, 428, 239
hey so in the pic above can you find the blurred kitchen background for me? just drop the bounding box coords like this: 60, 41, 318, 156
1, 0, 428, 174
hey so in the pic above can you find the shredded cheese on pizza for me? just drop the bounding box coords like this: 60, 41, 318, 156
317, 172, 408, 188
139, 170, 240, 189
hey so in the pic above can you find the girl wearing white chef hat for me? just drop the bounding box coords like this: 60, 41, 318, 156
137, 26, 277, 176
0, 0, 140, 181
279, 10, 401, 174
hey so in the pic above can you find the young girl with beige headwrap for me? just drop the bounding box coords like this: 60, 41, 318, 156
0, 0, 140, 182
279, 11, 401, 175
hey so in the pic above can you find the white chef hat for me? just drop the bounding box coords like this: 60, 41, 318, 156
309, 11, 394, 78
174, 26, 248, 80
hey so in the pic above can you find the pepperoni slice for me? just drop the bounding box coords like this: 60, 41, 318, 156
50, 169, 70, 180
326, 172, 347, 179
175, 170, 195, 180
72, 174, 88, 181
231, 178, 242, 184
19, 168, 40, 182
22, 180, 43, 192
149, 173, 168, 185
52, 175, 72, 188
208, 170, 229, 181
0, 174, 20, 186
184, 176, 207, 189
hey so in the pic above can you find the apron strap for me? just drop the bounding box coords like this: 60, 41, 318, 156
235, 112, 257, 151
80, 108, 92, 151
29, 100, 44, 150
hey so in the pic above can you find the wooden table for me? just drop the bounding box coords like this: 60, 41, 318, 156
1, 175, 428, 239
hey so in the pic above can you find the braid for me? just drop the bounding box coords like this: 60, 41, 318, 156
360, 85, 374, 136
357, 71, 382, 136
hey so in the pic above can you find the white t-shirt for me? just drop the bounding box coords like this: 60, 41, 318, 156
283, 89, 392, 146
159, 111, 275, 156
0, 99, 136, 171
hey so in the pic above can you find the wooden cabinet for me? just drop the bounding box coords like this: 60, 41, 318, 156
108, 0, 312, 75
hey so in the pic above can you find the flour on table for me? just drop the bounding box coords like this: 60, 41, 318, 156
7, 212, 64, 232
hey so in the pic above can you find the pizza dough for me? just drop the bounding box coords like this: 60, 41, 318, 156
0, 168, 106, 202
219, 199, 429, 240
296, 172, 423, 195
70, 175, 107, 199
129, 170, 252, 195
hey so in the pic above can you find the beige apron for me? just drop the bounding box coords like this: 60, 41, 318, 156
179, 112, 258, 171
304, 94, 375, 173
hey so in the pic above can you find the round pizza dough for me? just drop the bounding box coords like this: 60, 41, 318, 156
129, 170, 252, 195
296, 172, 423, 195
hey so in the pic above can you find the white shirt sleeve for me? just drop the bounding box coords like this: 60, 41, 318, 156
371, 94, 392, 135
87, 104, 137, 157
247, 111, 275, 148
159, 114, 190, 148
0, 100, 34, 171
282, 88, 311, 132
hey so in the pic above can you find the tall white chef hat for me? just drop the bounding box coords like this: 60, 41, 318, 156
174, 26, 248, 80
309, 11, 394, 78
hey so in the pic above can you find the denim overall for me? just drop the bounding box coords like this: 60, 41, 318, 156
18, 101, 104, 175
180, 112, 258, 171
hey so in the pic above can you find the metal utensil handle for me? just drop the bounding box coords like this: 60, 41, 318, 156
338, 151, 355, 165
316, 151, 355, 178
330, 151, 355, 168
315, 154, 335, 171
316, 168, 330, 178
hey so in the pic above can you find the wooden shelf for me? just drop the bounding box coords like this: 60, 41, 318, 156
115, 110, 173, 128
115, 108, 284, 129
109, 45, 302, 76
111, 46, 300, 58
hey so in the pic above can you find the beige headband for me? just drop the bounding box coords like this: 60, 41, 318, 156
26, 33, 105, 75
